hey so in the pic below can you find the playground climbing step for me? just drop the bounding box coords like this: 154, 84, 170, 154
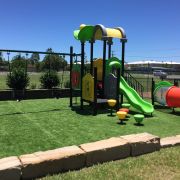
0, 133, 179, 180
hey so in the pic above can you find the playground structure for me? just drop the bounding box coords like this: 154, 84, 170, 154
152, 80, 180, 109
70, 24, 154, 115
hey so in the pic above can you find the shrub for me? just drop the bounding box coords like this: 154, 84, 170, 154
64, 80, 70, 88
30, 83, 37, 89
6, 68, 30, 90
40, 71, 60, 89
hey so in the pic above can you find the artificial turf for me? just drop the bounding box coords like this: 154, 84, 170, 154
0, 98, 179, 158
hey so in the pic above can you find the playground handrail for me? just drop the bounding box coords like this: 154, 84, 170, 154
124, 70, 144, 97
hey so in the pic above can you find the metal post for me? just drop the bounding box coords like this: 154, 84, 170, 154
48, 54, 51, 74
174, 79, 178, 86
81, 42, 85, 109
120, 38, 127, 104
116, 68, 120, 110
102, 40, 107, 97
70, 46, 73, 107
7, 52, 11, 76
107, 39, 113, 59
121, 39, 126, 77
151, 78, 155, 105
93, 67, 97, 115
25, 53, 28, 76
90, 41, 94, 75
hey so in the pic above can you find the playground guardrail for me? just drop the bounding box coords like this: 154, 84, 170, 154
124, 71, 144, 97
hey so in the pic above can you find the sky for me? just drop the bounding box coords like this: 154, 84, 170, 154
0, 0, 180, 63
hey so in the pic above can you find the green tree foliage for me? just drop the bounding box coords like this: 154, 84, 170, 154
0, 52, 3, 66
41, 48, 67, 71
6, 53, 29, 90
30, 53, 40, 71
0, 52, 9, 71
0, 52, 3, 61
30, 53, 40, 65
11, 54, 26, 69
40, 71, 60, 89
6, 68, 30, 90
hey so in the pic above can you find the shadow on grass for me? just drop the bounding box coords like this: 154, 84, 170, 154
134, 123, 144, 126
154, 105, 180, 116
128, 110, 153, 118
71, 106, 92, 116
71, 105, 109, 116
123, 117, 130, 121
116, 121, 126, 125
107, 114, 116, 117
154, 104, 169, 109
170, 111, 180, 116
0, 108, 64, 116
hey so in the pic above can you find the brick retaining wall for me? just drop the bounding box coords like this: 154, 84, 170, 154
0, 133, 179, 180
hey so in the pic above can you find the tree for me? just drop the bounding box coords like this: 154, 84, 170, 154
40, 71, 60, 89
0, 52, 8, 68
30, 53, 40, 65
41, 48, 67, 71
6, 68, 30, 90
0, 52, 3, 65
11, 54, 26, 69
30, 53, 40, 71
0, 52, 3, 61
59, 55, 68, 70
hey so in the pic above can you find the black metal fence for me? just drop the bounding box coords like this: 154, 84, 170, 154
0, 49, 179, 95
0, 48, 81, 90
127, 71, 180, 98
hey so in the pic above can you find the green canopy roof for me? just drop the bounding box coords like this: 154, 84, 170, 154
73, 25, 94, 42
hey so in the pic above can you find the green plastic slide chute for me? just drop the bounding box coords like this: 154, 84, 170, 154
106, 57, 154, 114
120, 77, 154, 114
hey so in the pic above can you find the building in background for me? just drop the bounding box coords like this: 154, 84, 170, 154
125, 60, 180, 74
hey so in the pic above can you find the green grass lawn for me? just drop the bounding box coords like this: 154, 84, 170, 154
0, 98, 179, 158
38, 146, 180, 180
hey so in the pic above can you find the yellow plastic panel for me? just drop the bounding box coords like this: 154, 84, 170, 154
82, 73, 94, 102
106, 28, 122, 38
93, 58, 103, 81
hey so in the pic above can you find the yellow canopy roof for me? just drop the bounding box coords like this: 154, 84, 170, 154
93, 24, 126, 40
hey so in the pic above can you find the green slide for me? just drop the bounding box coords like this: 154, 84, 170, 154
120, 77, 154, 114
106, 57, 154, 114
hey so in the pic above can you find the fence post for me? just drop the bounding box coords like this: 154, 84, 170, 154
151, 78, 155, 105
174, 79, 178, 86
90, 40, 94, 75
80, 42, 85, 110
116, 68, 120, 110
93, 67, 97, 115
120, 38, 127, 104
69, 46, 73, 107
102, 40, 107, 97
